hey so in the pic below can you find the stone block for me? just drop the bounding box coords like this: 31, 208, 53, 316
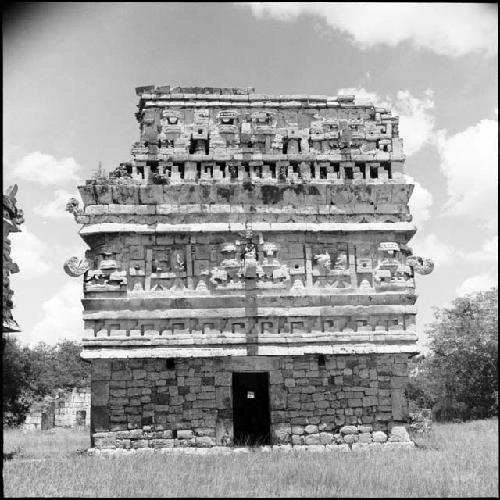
304, 424, 318, 434
333, 434, 344, 444
340, 425, 358, 435
319, 432, 334, 445
304, 434, 321, 445
291, 425, 304, 435
372, 431, 388, 443
343, 434, 358, 445
195, 436, 216, 447
358, 433, 372, 444
273, 423, 292, 444
357, 425, 373, 433
270, 387, 287, 410
214, 372, 232, 386
133, 370, 147, 380
152, 439, 174, 448
92, 360, 111, 381
347, 398, 363, 407
92, 406, 110, 433
128, 429, 144, 439
131, 439, 148, 449
389, 426, 411, 442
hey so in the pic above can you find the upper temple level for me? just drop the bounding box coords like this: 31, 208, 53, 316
71, 87, 414, 229
123, 85, 405, 176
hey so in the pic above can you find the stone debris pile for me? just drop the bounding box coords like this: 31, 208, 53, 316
88, 425, 414, 456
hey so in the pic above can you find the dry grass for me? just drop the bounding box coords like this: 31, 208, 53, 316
3, 420, 498, 497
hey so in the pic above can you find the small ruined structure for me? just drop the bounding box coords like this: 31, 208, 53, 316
22, 388, 91, 431
66, 86, 433, 451
3, 185, 24, 334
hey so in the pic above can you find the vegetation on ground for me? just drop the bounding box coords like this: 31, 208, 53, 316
2, 420, 498, 497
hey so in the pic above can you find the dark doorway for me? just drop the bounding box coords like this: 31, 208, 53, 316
232, 372, 270, 446
76, 410, 86, 427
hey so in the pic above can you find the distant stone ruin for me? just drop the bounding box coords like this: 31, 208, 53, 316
65, 86, 433, 451
22, 388, 91, 431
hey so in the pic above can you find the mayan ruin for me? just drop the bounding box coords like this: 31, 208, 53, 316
64, 85, 435, 452
3, 185, 24, 334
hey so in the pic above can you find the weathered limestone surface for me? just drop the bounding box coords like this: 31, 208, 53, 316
65, 87, 434, 450
22, 388, 91, 431
89, 354, 411, 448
3, 185, 24, 332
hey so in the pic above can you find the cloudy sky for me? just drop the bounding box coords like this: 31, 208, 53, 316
3, 3, 498, 347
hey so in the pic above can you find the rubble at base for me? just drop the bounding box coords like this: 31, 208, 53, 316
86, 424, 414, 455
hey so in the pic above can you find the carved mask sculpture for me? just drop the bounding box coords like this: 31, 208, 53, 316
407, 255, 434, 275
63, 256, 90, 277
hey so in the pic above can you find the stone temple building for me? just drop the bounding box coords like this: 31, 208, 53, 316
3, 185, 24, 334
65, 86, 433, 450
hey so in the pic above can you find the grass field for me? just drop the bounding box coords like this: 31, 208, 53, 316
3, 419, 498, 497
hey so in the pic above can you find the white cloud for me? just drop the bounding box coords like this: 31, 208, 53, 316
409, 234, 498, 272
10, 152, 82, 186
9, 225, 51, 279
396, 90, 435, 156
30, 281, 83, 345
410, 233, 455, 267
461, 236, 498, 264
337, 87, 435, 156
437, 118, 498, 228
456, 273, 498, 297
243, 3, 498, 57
34, 189, 82, 218
405, 175, 433, 228
9, 224, 88, 282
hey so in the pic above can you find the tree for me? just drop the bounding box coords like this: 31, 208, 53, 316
2, 335, 31, 426
408, 287, 498, 421
51, 340, 90, 390
23, 341, 90, 398
2, 338, 90, 426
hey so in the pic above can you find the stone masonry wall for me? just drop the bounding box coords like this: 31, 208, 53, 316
22, 388, 91, 431
91, 354, 410, 449
54, 388, 91, 428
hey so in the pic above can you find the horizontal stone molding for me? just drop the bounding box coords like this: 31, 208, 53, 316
80, 221, 416, 236
83, 204, 407, 217
80, 343, 419, 359
82, 304, 417, 320
83, 332, 416, 344
142, 99, 375, 110
81, 292, 417, 308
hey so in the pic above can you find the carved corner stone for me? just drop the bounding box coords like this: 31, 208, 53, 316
66, 197, 83, 220
63, 256, 90, 277
407, 256, 434, 275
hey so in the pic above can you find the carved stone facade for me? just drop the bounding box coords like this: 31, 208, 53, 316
66, 86, 433, 450
3, 185, 24, 333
